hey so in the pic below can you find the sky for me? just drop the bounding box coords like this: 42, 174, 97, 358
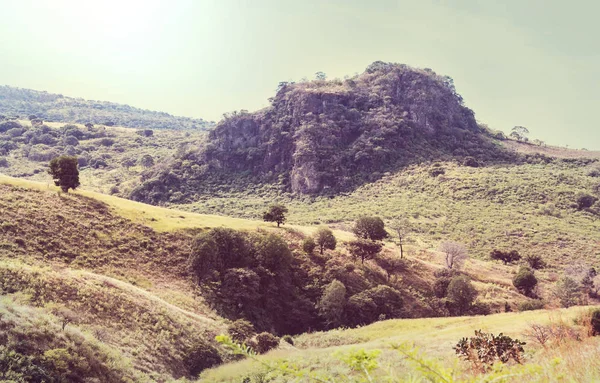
0, 0, 598, 149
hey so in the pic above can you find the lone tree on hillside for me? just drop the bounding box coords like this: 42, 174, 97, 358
48, 156, 80, 193
348, 238, 382, 264
262, 204, 288, 227
352, 216, 388, 241
490, 249, 521, 265
512, 266, 538, 297
439, 241, 468, 270
314, 227, 336, 254
389, 218, 410, 259
510, 126, 529, 142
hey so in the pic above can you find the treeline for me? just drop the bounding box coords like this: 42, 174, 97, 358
0, 86, 212, 130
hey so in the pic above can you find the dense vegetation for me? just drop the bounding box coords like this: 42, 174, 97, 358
0, 85, 212, 130
0, 118, 205, 195
130, 61, 515, 204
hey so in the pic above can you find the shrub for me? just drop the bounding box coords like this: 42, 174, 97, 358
446, 276, 477, 315
454, 330, 526, 371
462, 156, 480, 167
469, 301, 491, 316
577, 193, 598, 210
490, 249, 521, 265
302, 237, 316, 254
253, 332, 280, 354
228, 319, 256, 343
513, 266, 537, 297
553, 276, 582, 308
282, 335, 294, 345
184, 341, 222, 377
517, 299, 544, 312
524, 254, 546, 270
591, 309, 600, 336
428, 163, 445, 177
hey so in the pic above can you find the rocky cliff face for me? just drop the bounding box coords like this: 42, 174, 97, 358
131, 62, 512, 204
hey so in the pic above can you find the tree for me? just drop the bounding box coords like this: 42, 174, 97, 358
48, 156, 80, 192
553, 276, 582, 308
314, 227, 336, 254
389, 218, 410, 259
524, 254, 546, 270
315, 71, 327, 81
446, 276, 477, 315
262, 204, 288, 227
510, 126, 529, 142
513, 266, 538, 297
439, 241, 468, 270
139, 154, 154, 168
375, 254, 405, 281
490, 249, 521, 265
317, 280, 346, 327
348, 239, 382, 264
302, 237, 316, 254
577, 193, 598, 210
352, 217, 388, 241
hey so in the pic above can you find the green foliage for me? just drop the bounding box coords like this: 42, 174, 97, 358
591, 309, 600, 336
314, 227, 337, 255
262, 204, 288, 227
446, 276, 477, 315
517, 299, 545, 312
0, 85, 212, 130
184, 340, 223, 377
346, 285, 403, 326
553, 276, 582, 308
577, 193, 598, 210
253, 332, 280, 354
513, 266, 538, 297
352, 216, 388, 241
228, 319, 256, 343
317, 280, 347, 328
454, 330, 526, 371
48, 155, 80, 192
490, 249, 521, 265
348, 239, 382, 264
524, 254, 546, 270
302, 236, 317, 254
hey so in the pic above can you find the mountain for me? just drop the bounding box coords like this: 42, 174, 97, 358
130, 62, 515, 204
0, 85, 213, 130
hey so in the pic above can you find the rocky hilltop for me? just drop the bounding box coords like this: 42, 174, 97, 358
131, 62, 513, 204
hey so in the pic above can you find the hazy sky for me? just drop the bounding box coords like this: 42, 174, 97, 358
1, 0, 599, 149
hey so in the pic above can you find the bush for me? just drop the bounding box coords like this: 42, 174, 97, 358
462, 156, 480, 167
454, 330, 526, 371
282, 335, 294, 345
577, 193, 598, 210
524, 254, 546, 270
517, 299, 544, 312
490, 249, 521, 265
513, 266, 537, 297
253, 332, 280, 354
591, 309, 600, 336
429, 163, 446, 177
228, 319, 256, 343
469, 301, 491, 316
183, 341, 222, 377
302, 237, 316, 254
553, 276, 582, 308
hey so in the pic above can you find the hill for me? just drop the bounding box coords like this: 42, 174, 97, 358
0, 118, 206, 196
0, 85, 213, 130
130, 62, 515, 204
201, 306, 600, 382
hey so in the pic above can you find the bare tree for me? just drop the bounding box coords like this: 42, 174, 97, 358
389, 218, 410, 259
439, 241, 468, 270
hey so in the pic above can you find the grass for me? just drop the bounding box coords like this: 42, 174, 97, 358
201, 306, 599, 382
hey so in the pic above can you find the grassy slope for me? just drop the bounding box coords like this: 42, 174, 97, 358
202, 306, 600, 382
178, 151, 600, 268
